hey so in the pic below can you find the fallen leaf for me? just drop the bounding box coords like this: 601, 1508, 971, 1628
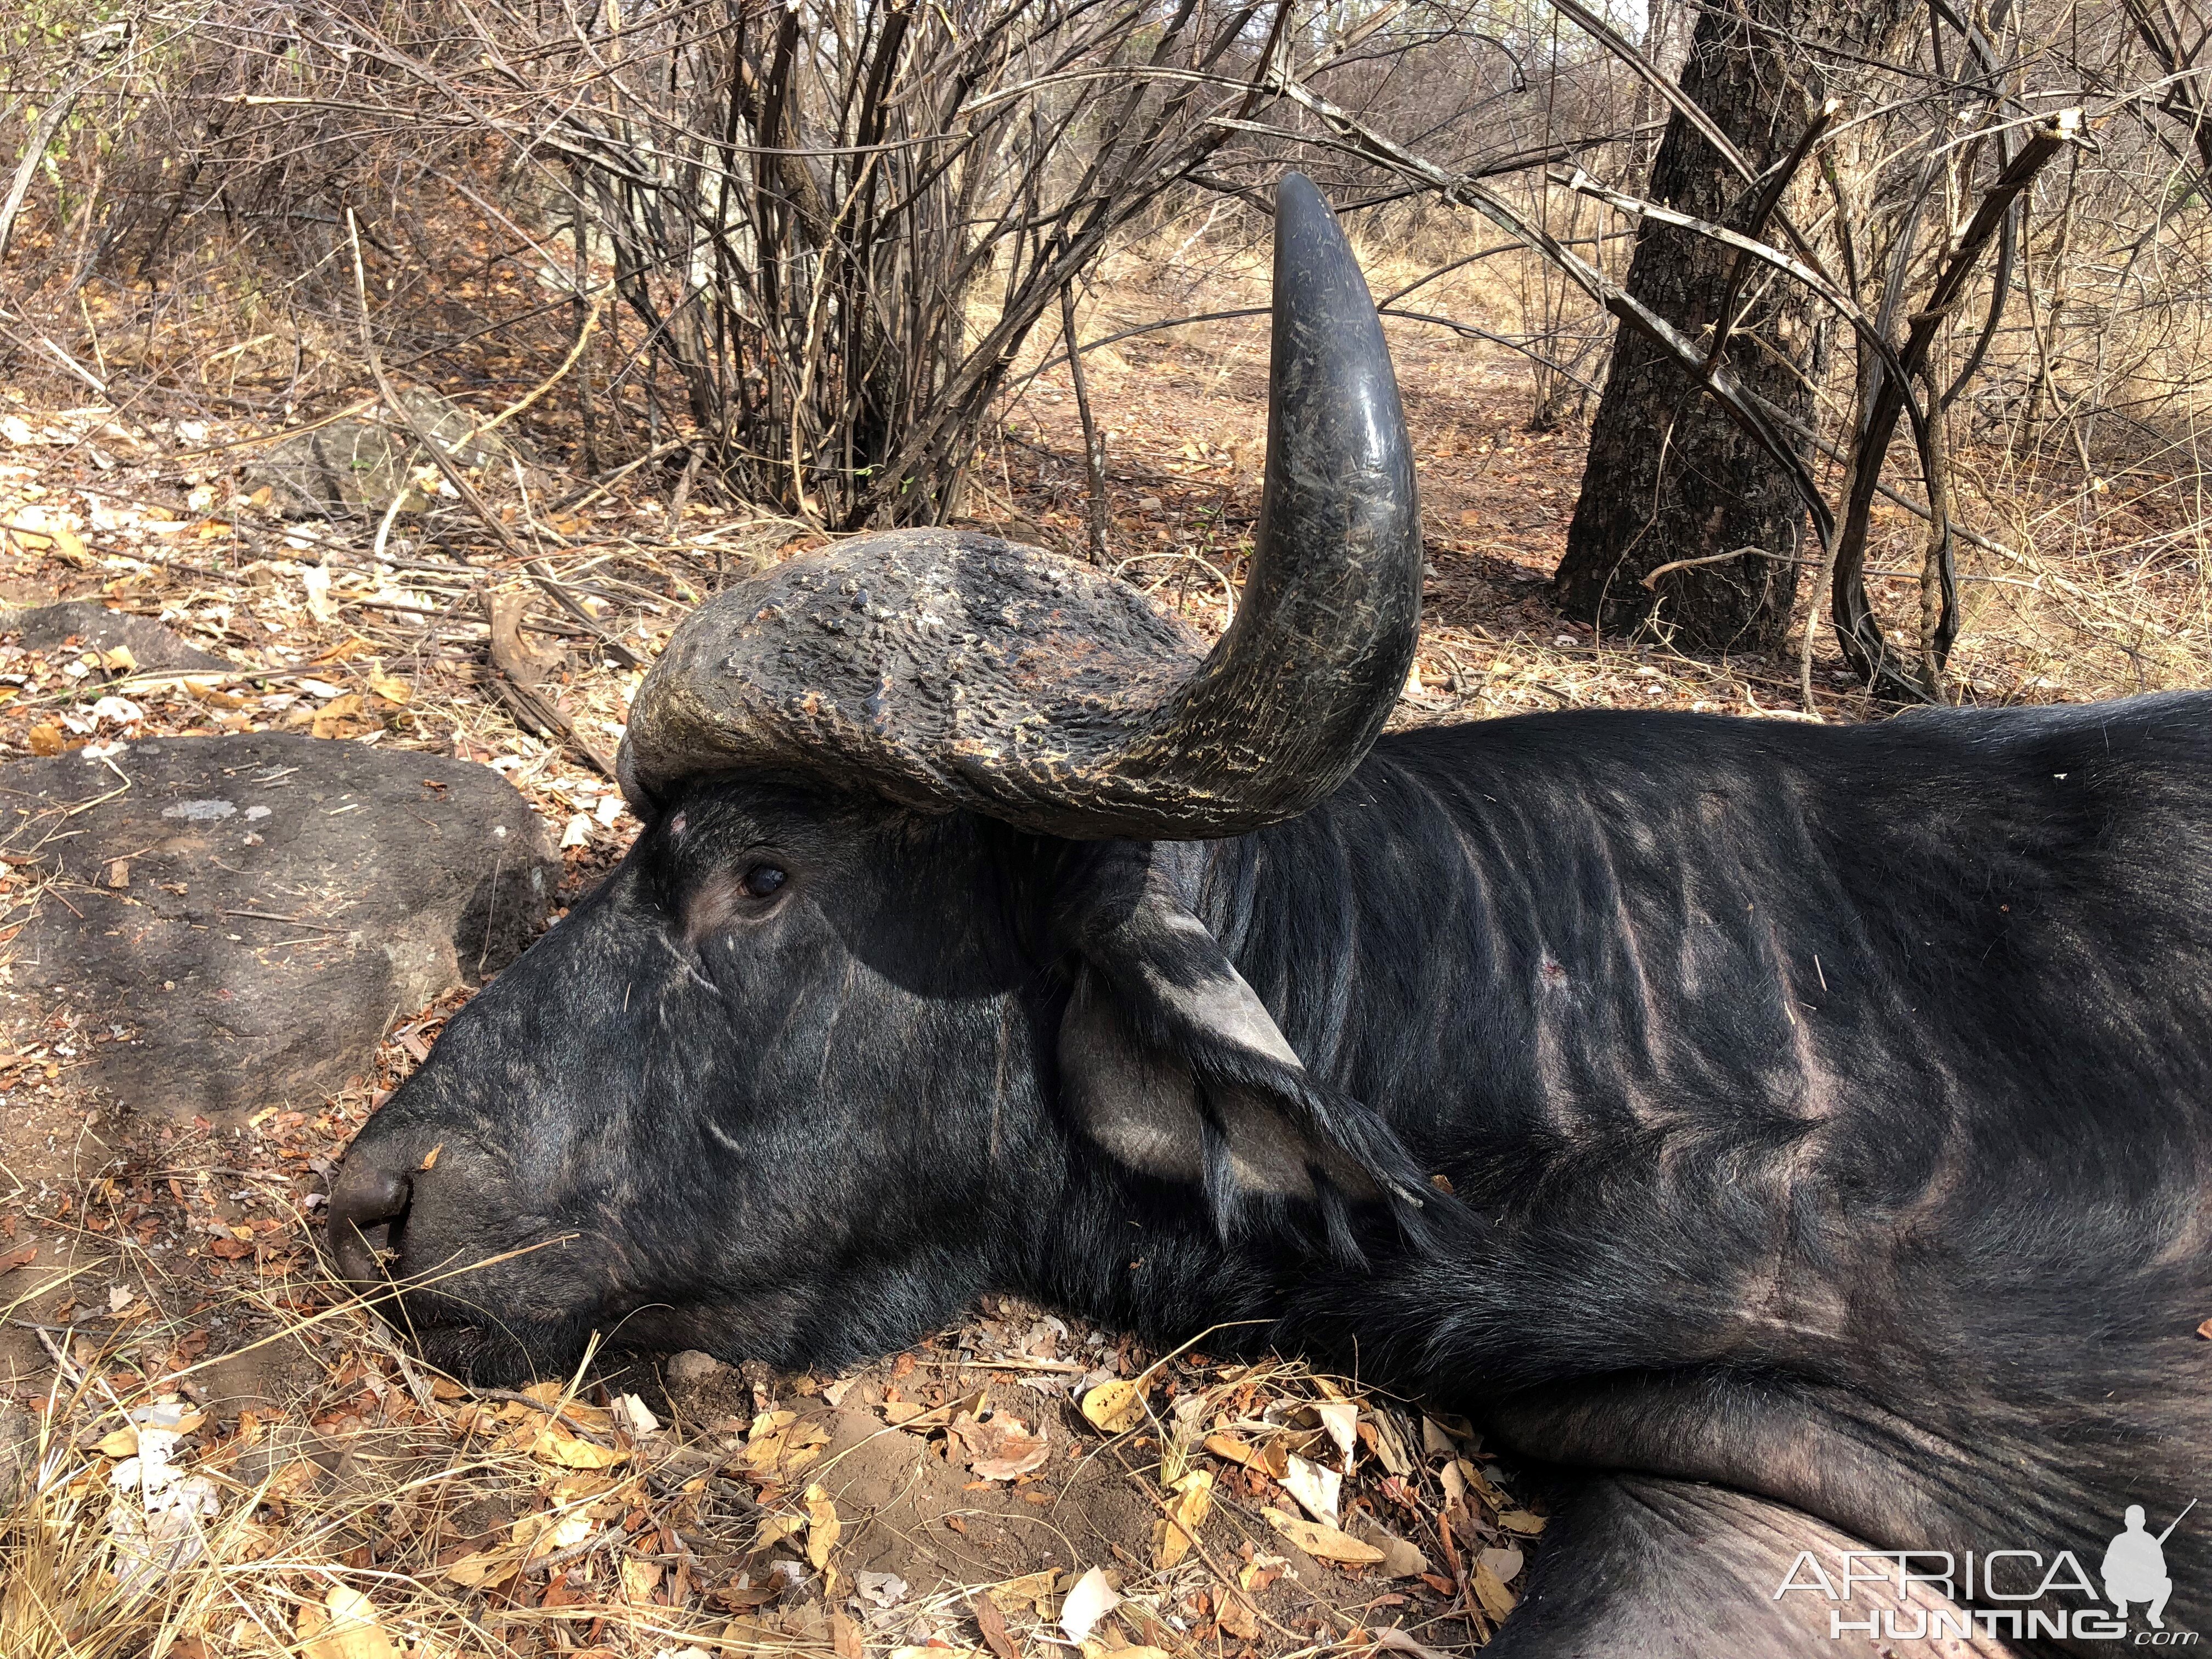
1203, 1432, 1288, 1478
300, 1585, 398, 1659
1080, 1380, 1143, 1435
1215, 1591, 1260, 1642
1352, 1517, 1429, 1579
100, 645, 138, 675
882, 1388, 985, 1435
970, 1589, 1020, 1659
301, 565, 338, 623
831, 1610, 864, 1659
0, 1244, 36, 1276
622, 1556, 664, 1602
1496, 1510, 1547, 1535
1477, 1546, 1523, 1583
1261, 1508, 1386, 1565
367, 672, 412, 706
804, 1482, 840, 1570
26, 725, 63, 757
443, 1549, 519, 1588
97, 1427, 139, 1458
1314, 1399, 1358, 1468
752, 1512, 806, 1553
208, 1237, 253, 1260
1152, 1468, 1213, 1570
856, 1570, 909, 1608
2199, 1317, 2212, 1340
1371, 1627, 1454, 1659
986, 1568, 1061, 1613
1059, 1567, 1122, 1644
1281, 1453, 1341, 1527
956, 1409, 1051, 1481
1469, 1559, 1517, 1620
515, 1509, 593, 1561
530, 1422, 627, 1470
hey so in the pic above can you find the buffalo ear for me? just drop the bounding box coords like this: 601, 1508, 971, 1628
1053, 845, 1427, 1250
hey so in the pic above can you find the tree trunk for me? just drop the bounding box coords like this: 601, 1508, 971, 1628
1554, 0, 1899, 652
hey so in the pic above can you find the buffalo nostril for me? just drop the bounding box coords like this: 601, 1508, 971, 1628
328, 1158, 414, 1290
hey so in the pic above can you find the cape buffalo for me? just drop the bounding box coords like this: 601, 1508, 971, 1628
331, 175, 2212, 1655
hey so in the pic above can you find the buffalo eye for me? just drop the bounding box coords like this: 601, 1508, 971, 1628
741, 862, 787, 900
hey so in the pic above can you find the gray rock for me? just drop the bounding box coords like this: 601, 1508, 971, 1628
5, 601, 232, 674
245, 387, 539, 520
0, 733, 556, 1119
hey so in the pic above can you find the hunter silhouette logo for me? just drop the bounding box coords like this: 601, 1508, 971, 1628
1776, 1502, 2202, 1643
2106, 1502, 2194, 1630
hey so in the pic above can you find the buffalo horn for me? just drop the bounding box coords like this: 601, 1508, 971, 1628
618, 172, 1421, 839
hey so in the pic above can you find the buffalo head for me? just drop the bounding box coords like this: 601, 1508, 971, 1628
328, 175, 1431, 1382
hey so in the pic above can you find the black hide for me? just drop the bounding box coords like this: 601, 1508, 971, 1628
334, 693, 2212, 1655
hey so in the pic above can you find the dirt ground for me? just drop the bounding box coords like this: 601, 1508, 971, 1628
0, 241, 2204, 1656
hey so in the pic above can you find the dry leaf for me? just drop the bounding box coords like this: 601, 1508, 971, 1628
1352, 1517, 1430, 1579
1152, 1468, 1214, 1570
300, 1585, 398, 1659
970, 1589, 1021, 1659
1469, 1559, 1517, 1620
1371, 1626, 1454, 1659
804, 1483, 840, 1570
515, 1510, 593, 1561
1059, 1567, 1122, 1644
1496, 1510, 1547, 1535
1215, 1590, 1260, 1642
1261, 1508, 1386, 1565
367, 672, 413, 706
956, 1410, 1051, 1481
1314, 1399, 1358, 1468
1203, 1432, 1288, 1478
530, 1423, 627, 1470
621, 1556, 663, 1602
444, 1549, 519, 1589
832, 1610, 864, 1659
1280, 1453, 1341, 1527
96, 1427, 139, 1458
1080, 1380, 1143, 1435
986, 1568, 1061, 1613
1477, 1546, 1523, 1583
882, 1389, 984, 1435
752, 1511, 806, 1553
26, 725, 63, 757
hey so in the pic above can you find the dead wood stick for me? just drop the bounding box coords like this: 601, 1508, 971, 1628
483, 591, 618, 780
1060, 272, 1110, 564
0, 72, 87, 267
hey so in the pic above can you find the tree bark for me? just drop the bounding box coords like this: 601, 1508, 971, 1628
1554, 0, 1902, 652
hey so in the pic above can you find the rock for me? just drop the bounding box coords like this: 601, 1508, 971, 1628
5, 601, 233, 674
662, 1350, 749, 1422
664, 1350, 727, 1392
0, 733, 556, 1119
245, 387, 540, 519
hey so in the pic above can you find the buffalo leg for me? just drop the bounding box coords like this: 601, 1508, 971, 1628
1483, 1475, 2016, 1659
